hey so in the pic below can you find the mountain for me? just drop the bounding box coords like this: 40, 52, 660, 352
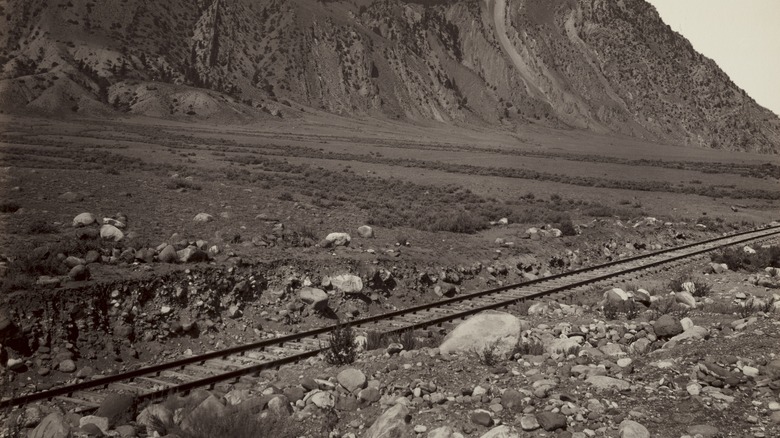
1, 0, 778, 152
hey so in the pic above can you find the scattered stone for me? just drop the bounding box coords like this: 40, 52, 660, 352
619, 420, 649, 438
68, 265, 90, 281
604, 288, 630, 303
686, 425, 720, 438
519, 415, 540, 431
79, 416, 109, 434
653, 314, 683, 338
675, 291, 696, 308
585, 375, 630, 391
439, 311, 527, 358
337, 368, 367, 393
363, 404, 411, 438
300, 287, 329, 311
480, 425, 519, 438
99, 224, 124, 242
330, 274, 363, 293
357, 225, 374, 238
536, 412, 566, 431
322, 232, 351, 248
72, 213, 96, 227
29, 412, 70, 438
158, 245, 178, 263
177, 247, 209, 263
470, 410, 493, 427
193, 213, 214, 223
58, 359, 76, 373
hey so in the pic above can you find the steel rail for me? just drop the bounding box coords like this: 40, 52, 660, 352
2, 225, 779, 409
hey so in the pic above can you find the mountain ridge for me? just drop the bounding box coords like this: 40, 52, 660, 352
0, 0, 778, 152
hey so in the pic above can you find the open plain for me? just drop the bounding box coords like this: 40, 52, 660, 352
1, 111, 780, 437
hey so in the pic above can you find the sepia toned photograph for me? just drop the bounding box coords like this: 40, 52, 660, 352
1, 0, 779, 436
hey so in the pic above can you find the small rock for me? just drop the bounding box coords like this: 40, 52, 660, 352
357, 225, 374, 238
99, 224, 124, 242
72, 213, 96, 227
193, 213, 214, 223
470, 410, 493, 427
520, 415, 540, 431
58, 359, 76, 373
686, 424, 720, 438
337, 368, 367, 393
536, 412, 566, 431
619, 420, 649, 438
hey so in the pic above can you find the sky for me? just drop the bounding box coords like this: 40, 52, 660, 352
647, 0, 780, 117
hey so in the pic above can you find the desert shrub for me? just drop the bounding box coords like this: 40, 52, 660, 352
395, 330, 417, 351
324, 323, 356, 365
667, 271, 692, 292
711, 246, 780, 272
474, 340, 502, 366
603, 302, 619, 320
295, 225, 317, 241
650, 296, 678, 316
165, 178, 201, 191
429, 209, 485, 234
25, 220, 58, 235
556, 217, 577, 236
277, 192, 295, 201
512, 338, 544, 357
0, 202, 20, 213
365, 331, 387, 350
691, 280, 712, 297
603, 301, 638, 320
152, 406, 304, 438
563, 345, 581, 357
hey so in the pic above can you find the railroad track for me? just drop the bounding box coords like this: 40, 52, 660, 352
3, 225, 780, 411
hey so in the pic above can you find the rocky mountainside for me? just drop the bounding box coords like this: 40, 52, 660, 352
1, 0, 778, 152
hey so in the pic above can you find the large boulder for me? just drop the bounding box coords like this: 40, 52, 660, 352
181, 395, 226, 433
300, 287, 329, 311
29, 412, 70, 438
100, 224, 124, 242
322, 232, 351, 248
439, 311, 528, 357
72, 213, 96, 227
330, 274, 364, 293
653, 314, 683, 338
363, 404, 411, 438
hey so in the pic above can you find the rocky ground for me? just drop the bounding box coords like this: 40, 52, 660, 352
3, 245, 780, 437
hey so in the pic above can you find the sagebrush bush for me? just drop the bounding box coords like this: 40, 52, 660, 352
512, 339, 544, 357
474, 340, 502, 366
324, 323, 356, 365
711, 246, 780, 272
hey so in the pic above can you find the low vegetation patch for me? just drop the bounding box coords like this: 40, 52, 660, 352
711, 246, 780, 272
323, 323, 356, 365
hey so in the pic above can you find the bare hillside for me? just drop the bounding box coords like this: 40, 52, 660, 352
0, 0, 778, 152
